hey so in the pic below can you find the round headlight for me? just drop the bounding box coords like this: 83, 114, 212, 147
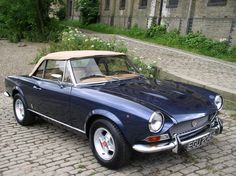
214, 95, 223, 110
149, 112, 164, 133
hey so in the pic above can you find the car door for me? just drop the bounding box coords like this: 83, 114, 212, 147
25, 60, 47, 111
33, 60, 72, 124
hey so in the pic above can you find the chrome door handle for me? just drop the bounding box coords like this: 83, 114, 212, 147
33, 85, 42, 90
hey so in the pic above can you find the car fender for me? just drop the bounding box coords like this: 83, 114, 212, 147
12, 86, 29, 107
84, 109, 125, 135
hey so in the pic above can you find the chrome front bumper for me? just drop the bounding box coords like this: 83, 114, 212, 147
133, 116, 223, 153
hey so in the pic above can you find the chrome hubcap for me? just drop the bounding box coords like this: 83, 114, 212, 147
94, 127, 115, 160
15, 99, 25, 121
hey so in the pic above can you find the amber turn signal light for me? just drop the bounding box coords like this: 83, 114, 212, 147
144, 136, 161, 142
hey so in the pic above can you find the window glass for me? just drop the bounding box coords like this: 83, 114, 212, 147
120, 0, 126, 10
105, 0, 110, 10
71, 58, 103, 82
167, 0, 179, 8
33, 61, 46, 78
139, 0, 148, 8
71, 56, 138, 83
45, 60, 65, 81
208, 0, 227, 6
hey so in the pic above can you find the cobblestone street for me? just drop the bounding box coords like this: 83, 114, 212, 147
1, 94, 236, 176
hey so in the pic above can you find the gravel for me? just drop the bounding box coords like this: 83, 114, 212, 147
0, 40, 45, 92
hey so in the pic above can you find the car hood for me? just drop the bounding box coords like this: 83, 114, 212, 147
98, 78, 217, 123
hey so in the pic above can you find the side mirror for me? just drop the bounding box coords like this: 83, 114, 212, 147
51, 74, 62, 81
51, 74, 64, 88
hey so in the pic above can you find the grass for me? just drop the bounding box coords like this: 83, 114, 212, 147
61, 20, 236, 62
206, 165, 217, 173
230, 113, 236, 119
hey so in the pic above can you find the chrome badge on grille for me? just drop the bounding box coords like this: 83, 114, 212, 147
191, 120, 198, 127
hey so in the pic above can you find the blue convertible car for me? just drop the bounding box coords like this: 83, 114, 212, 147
4, 50, 223, 169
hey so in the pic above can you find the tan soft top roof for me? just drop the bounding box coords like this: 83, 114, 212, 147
30, 50, 125, 76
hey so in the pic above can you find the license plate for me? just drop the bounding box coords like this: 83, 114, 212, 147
186, 133, 212, 151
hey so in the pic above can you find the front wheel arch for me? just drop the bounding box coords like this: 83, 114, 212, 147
85, 114, 124, 140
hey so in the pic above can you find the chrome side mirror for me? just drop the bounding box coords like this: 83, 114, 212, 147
51, 74, 64, 88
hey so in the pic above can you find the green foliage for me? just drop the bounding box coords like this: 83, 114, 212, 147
127, 25, 146, 38
132, 57, 157, 78
145, 25, 167, 38
61, 19, 82, 28
56, 6, 66, 21
0, 0, 65, 42
79, 0, 99, 25
73, 22, 236, 62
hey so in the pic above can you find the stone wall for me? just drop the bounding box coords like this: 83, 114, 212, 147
159, 0, 236, 44
69, 0, 236, 45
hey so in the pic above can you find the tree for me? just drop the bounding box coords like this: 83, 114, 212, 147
79, 0, 99, 25
0, 0, 64, 42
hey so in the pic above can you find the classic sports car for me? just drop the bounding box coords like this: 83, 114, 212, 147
4, 50, 223, 169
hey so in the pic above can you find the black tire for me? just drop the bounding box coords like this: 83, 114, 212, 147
13, 93, 36, 126
89, 119, 131, 169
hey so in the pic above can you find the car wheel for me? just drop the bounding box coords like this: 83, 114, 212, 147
89, 119, 131, 169
13, 94, 36, 126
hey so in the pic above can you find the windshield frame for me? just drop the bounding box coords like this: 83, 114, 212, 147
69, 55, 140, 85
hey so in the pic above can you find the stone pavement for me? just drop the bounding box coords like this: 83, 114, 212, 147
83, 31, 236, 107
1, 94, 236, 176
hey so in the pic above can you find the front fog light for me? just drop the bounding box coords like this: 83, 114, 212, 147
149, 112, 164, 133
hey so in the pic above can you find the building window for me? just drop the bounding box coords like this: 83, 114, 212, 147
207, 0, 227, 6
139, 0, 148, 9
166, 0, 179, 8
105, 0, 110, 10
120, 0, 126, 10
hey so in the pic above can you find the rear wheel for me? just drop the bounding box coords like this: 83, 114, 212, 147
13, 94, 36, 126
89, 119, 131, 169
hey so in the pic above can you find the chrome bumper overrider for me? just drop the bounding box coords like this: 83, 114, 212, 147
3, 92, 10, 97
132, 116, 223, 153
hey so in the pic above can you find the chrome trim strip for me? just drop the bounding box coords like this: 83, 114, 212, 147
4, 92, 10, 97
28, 109, 86, 134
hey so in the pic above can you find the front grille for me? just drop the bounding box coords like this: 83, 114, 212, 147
170, 115, 209, 136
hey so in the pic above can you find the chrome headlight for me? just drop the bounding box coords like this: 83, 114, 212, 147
214, 95, 223, 110
148, 112, 164, 133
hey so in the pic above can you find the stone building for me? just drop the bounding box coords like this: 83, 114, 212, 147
68, 0, 236, 45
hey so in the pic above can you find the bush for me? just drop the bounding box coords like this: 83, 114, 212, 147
145, 25, 166, 38
132, 56, 157, 78
0, 0, 65, 42
79, 0, 99, 25
56, 6, 66, 21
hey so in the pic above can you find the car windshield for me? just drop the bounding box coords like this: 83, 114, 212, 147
71, 55, 139, 84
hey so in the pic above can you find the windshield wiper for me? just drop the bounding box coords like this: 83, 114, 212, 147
80, 74, 106, 81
